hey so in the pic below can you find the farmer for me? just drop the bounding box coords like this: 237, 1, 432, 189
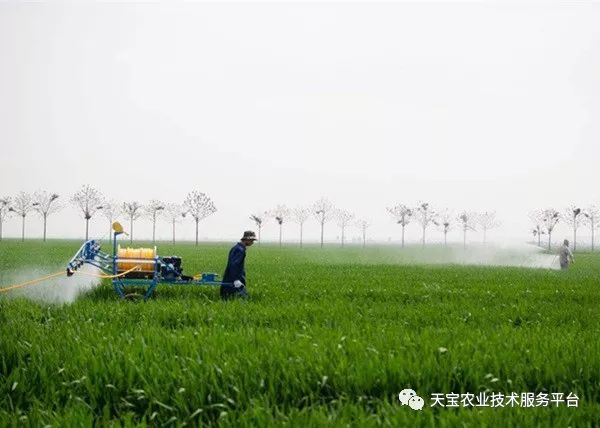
220, 230, 257, 300
558, 239, 575, 270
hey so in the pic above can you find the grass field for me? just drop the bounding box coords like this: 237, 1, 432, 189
1, 239, 599, 427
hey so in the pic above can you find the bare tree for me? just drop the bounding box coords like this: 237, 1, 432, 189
291, 207, 311, 247
9, 192, 33, 241
184, 191, 217, 246
335, 209, 355, 247
563, 206, 583, 251
249, 212, 267, 244
0, 197, 12, 241
477, 211, 500, 245
536, 208, 560, 250
458, 211, 477, 249
313, 197, 335, 248
436, 209, 453, 246
415, 202, 436, 247
583, 206, 600, 251
357, 219, 371, 248
145, 200, 165, 244
100, 199, 121, 240
71, 185, 104, 240
32, 191, 61, 241
387, 204, 412, 248
529, 211, 544, 247
270, 204, 289, 247
165, 203, 187, 245
531, 226, 545, 247
122, 202, 143, 243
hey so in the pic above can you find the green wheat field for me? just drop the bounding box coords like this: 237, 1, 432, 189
1, 240, 599, 427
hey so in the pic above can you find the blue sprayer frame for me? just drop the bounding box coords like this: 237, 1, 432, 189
66, 230, 226, 301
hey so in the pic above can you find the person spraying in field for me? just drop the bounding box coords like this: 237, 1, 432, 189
558, 239, 575, 270
220, 231, 257, 300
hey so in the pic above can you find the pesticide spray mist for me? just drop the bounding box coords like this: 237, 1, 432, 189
2, 265, 101, 304
305, 242, 561, 270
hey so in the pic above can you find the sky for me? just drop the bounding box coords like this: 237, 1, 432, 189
0, 1, 598, 244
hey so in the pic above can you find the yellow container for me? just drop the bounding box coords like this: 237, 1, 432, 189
117, 246, 156, 273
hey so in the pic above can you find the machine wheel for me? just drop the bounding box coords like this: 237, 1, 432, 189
124, 293, 143, 302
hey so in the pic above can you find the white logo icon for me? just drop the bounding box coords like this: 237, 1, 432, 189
399, 388, 425, 411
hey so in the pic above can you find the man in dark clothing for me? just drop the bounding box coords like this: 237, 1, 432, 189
220, 231, 257, 300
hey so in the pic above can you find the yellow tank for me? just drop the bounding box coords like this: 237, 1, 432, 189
117, 246, 157, 274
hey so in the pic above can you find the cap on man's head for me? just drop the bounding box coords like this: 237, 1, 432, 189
242, 230, 258, 241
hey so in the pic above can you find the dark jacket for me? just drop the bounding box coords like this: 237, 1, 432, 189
222, 242, 246, 285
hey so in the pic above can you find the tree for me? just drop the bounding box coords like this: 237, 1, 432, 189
0, 197, 11, 241
531, 226, 545, 247
165, 203, 187, 245
270, 204, 289, 247
122, 202, 143, 243
184, 191, 217, 246
477, 211, 500, 245
415, 202, 436, 247
458, 211, 477, 249
335, 209, 355, 247
145, 200, 165, 244
583, 206, 600, 251
9, 192, 33, 242
249, 212, 268, 244
387, 204, 412, 248
291, 207, 311, 248
436, 209, 453, 246
71, 185, 104, 240
529, 211, 544, 247
32, 191, 61, 241
563, 206, 583, 251
100, 199, 121, 241
357, 219, 371, 248
536, 208, 560, 250
313, 198, 335, 248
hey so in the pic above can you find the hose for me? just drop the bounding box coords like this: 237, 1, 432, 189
0, 265, 141, 294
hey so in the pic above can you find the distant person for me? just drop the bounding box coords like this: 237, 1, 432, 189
220, 231, 257, 300
558, 239, 575, 270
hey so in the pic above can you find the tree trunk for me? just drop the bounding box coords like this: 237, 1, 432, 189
130, 217, 134, 243
573, 224, 577, 252
43, 213, 47, 242
300, 223, 303, 248
172, 220, 176, 245
444, 231, 447, 246
152, 213, 156, 244
320, 221, 324, 248
279, 223, 282, 248
0, 215, 3, 241
22, 215, 25, 242
109, 220, 112, 242
195, 219, 199, 246
537, 232, 541, 247
422, 225, 426, 247
85, 218, 89, 241
363, 227, 366, 248
592, 219, 595, 252
463, 226, 467, 250
401, 224, 405, 248
548, 232, 552, 251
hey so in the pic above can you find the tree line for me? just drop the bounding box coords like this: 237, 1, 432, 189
4, 187, 589, 250
529, 207, 599, 251
0, 186, 216, 245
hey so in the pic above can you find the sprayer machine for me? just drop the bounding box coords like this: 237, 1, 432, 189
66, 222, 222, 300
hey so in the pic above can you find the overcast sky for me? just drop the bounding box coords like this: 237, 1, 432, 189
0, 1, 598, 244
